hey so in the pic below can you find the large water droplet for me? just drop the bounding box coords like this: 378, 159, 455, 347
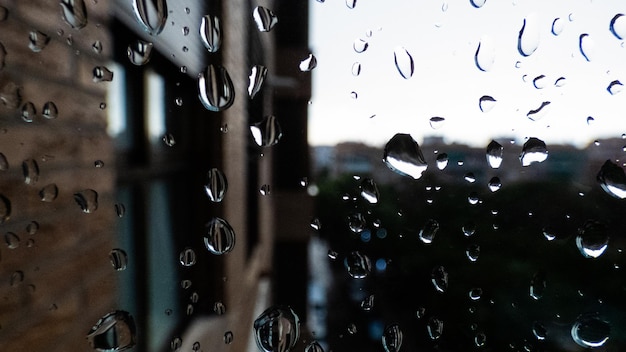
431, 265, 448, 293
251, 115, 282, 147
344, 251, 372, 279
551, 17, 565, 35
529, 271, 546, 300
610, 14, 626, 40
526, 101, 551, 121
520, 137, 548, 166
253, 306, 300, 352
419, 219, 439, 244
204, 168, 228, 202
248, 65, 268, 99
518, 14, 540, 57
204, 217, 235, 255
426, 317, 444, 340
0, 194, 10, 223
39, 183, 59, 202
198, 64, 235, 112
253, 6, 278, 32
132, 0, 168, 35
74, 189, 98, 213
470, 0, 486, 8
60, 0, 88, 29
22, 159, 39, 185
353, 38, 368, 53
436, 153, 448, 170
576, 220, 609, 259
597, 160, 626, 199
127, 40, 153, 66
486, 140, 503, 168
305, 341, 324, 352
87, 310, 137, 351
359, 178, 380, 204
382, 324, 403, 352
479, 95, 496, 112
474, 35, 495, 71
579, 34, 594, 61
42, 101, 58, 119
383, 133, 428, 179
29, 30, 50, 52
299, 54, 317, 72
393, 46, 414, 79
607, 80, 623, 95
109, 248, 128, 271
93, 66, 114, 82
200, 14, 221, 53
571, 313, 610, 348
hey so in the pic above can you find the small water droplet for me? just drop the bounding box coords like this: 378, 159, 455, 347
248, 65, 268, 99
60, 0, 88, 29
382, 324, 403, 352
204, 168, 228, 202
0, 154, 7, 171
466, 243, 480, 261
259, 184, 271, 195
73, 189, 98, 213
436, 153, 448, 170
462, 222, 476, 236
419, 219, 439, 244
214, 301, 226, 315
346, 0, 357, 9
607, 80, 623, 95
22, 159, 39, 185
253, 6, 278, 32
161, 133, 175, 146
571, 313, 610, 348
532, 75, 547, 89
200, 14, 221, 52
132, 0, 168, 35
109, 248, 128, 271
360, 294, 374, 311
310, 218, 321, 231
10, 270, 24, 286
92, 40, 102, 53
530, 271, 546, 300
29, 30, 50, 52
532, 321, 547, 340
520, 137, 548, 166
383, 133, 428, 179
299, 54, 317, 72
39, 183, 58, 202
224, 331, 234, 344
469, 287, 483, 300
474, 35, 495, 71
551, 17, 564, 35
198, 64, 235, 112
305, 340, 324, 352
87, 310, 137, 351
597, 159, 626, 199
171, 336, 183, 351
351, 62, 361, 76
464, 172, 476, 183
353, 38, 368, 53
359, 178, 380, 204
470, 0, 486, 8
93, 66, 114, 82
5, 232, 20, 249
347, 212, 366, 233
431, 265, 448, 293
0, 43, 6, 71
518, 13, 540, 56
21, 102, 36, 122
253, 306, 300, 352
344, 251, 371, 279
204, 217, 235, 255
554, 76, 566, 87
25, 221, 39, 235
127, 40, 153, 66
527, 101, 551, 121
488, 176, 501, 192
579, 34, 594, 61
610, 14, 626, 40
479, 95, 496, 112
486, 140, 503, 168
429, 117, 445, 130
42, 101, 58, 119
250, 115, 282, 147
179, 247, 196, 267
426, 317, 444, 340
393, 46, 414, 79
576, 220, 609, 259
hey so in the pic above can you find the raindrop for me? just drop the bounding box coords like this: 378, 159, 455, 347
224, 331, 234, 344
253, 306, 300, 352
198, 64, 235, 112
393, 46, 414, 79
73, 189, 98, 213
486, 140, 503, 168
0, 194, 10, 223
469, 287, 483, 300
22, 159, 39, 185
0, 43, 6, 71
464, 172, 476, 183
526, 101, 551, 121
351, 62, 361, 76
359, 178, 380, 204
344, 251, 371, 279
39, 183, 59, 202
571, 313, 610, 348
518, 13, 540, 56
466, 244, 480, 262
26, 221, 39, 235
597, 159, 626, 199
305, 341, 324, 352
192, 342, 201, 352
0, 154, 7, 171
468, 192, 480, 205
200, 15, 221, 52
251, 115, 282, 147
92, 40, 102, 53
42, 101, 58, 119
431, 265, 448, 293
429, 117, 445, 129
470, 0, 486, 8
259, 184, 271, 195
520, 137, 548, 166
29, 30, 50, 52
530, 271, 546, 300
0, 81, 22, 109
346, 0, 357, 9
347, 212, 366, 233
462, 222, 476, 236
10, 270, 24, 286
299, 54, 317, 72
533, 321, 547, 340
21, 102, 36, 122
361, 294, 374, 311
310, 218, 321, 231
532, 75, 547, 89
607, 80, 623, 95
87, 310, 137, 351
179, 247, 197, 267
132, 0, 168, 35
479, 95, 496, 112
5, 232, 19, 249
204, 168, 228, 202
204, 217, 236, 255
253, 6, 278, 32
114, 203, 126, 218
93, 66, 114, 82
610, 14, 626, 40
214, 301, 226, 315
554, 76, 566, 87
419, 219, 439, 244
248, 65, 268, 99
383, 133, 428, 179
576, 220, 609, 259
127, 40, 153, 66
474, 35, 495, 71
426, 317, 444, 340
60, 0, 88, 29
353, 39, 368, 53
488, 176, 501, 192
109, 248, 128, 271
382, 324, 403, 352
579, 34, 594, 61
436, 153, 448, 170
551, 17, 564, 35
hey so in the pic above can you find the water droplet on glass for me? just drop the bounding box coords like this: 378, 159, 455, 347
383, 133, 428, 179
426, 317, 444, 340
571, 313, 610, 348
436, 153, 448, 170
305, 341, 324, 352
39, 183, 58, 202
479, 95, 496, 112
92, 40, 102, 53
353, 39, 368, 53
5, 232, 20, 249
21, 102, 36, 122
109, 248, 128, 271
260, 184, 271, 195
0, 6, 7, 21
597, 160, 626, 199
470, 0, 486, 8
93, 66, 114, 82
468, 192, 480, 205
469, 287, 483, 300
462, 222, 476, 236
530, 271, 546, 300
393, 46, 414, 79
223, 331, 234, 344
204, 217, 235, 255
253, 306, 300, 352
607, 80, 623, 95
251, 115, 282, 147
204, 168, 228, 202
486, 140, 503, 168
29, 30, 50, 52
429, 117, 445, 130
132, 0, 168, 35
214, 301, 226, 315
431, 265, 448, 293
0, 194, 10, 223
518, 13, 540, 56
42, 101, 58, 119
200, 15, 221, 52
127, 40, 153, 66
179, 247, 196, 267
576, 220, 609, 259
310, 218, 321, 231
0, 153, 8, 171
464, 172, 476, 183
419, 219, 439, 244
0, 43, 6, 71
10, 270, 24, 286
26, 221, 39, 235
253, 6, 278, 32
551, 17, 564, 35
74, 189, 98, 213
299, 54, 317, 72
466, 244, 480, 262
381, 324, 403, 352
87, 310, 137, 351
520, 137, 548, 166
346, 0, 357, 9
579, 34, 594, 61
351, 62, 361, 76
359, 178, 380, 204
60, 0, 88, 29
532, 75, 547, 89
347, 212, 366, 233
488, 176, 501, 192
248, 65, 268, 99
474, 35, 495, 71
610, 14, 626, 40
526, 101, 551, 121
360, 294, 374, 311
344, 251, 371, 279
554, 76, 566, 87
22, 159, 39, 185
161, 133, 175, 146
198, 64, 235, 112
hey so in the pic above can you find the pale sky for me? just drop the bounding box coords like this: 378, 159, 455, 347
308, 0, 626, 148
